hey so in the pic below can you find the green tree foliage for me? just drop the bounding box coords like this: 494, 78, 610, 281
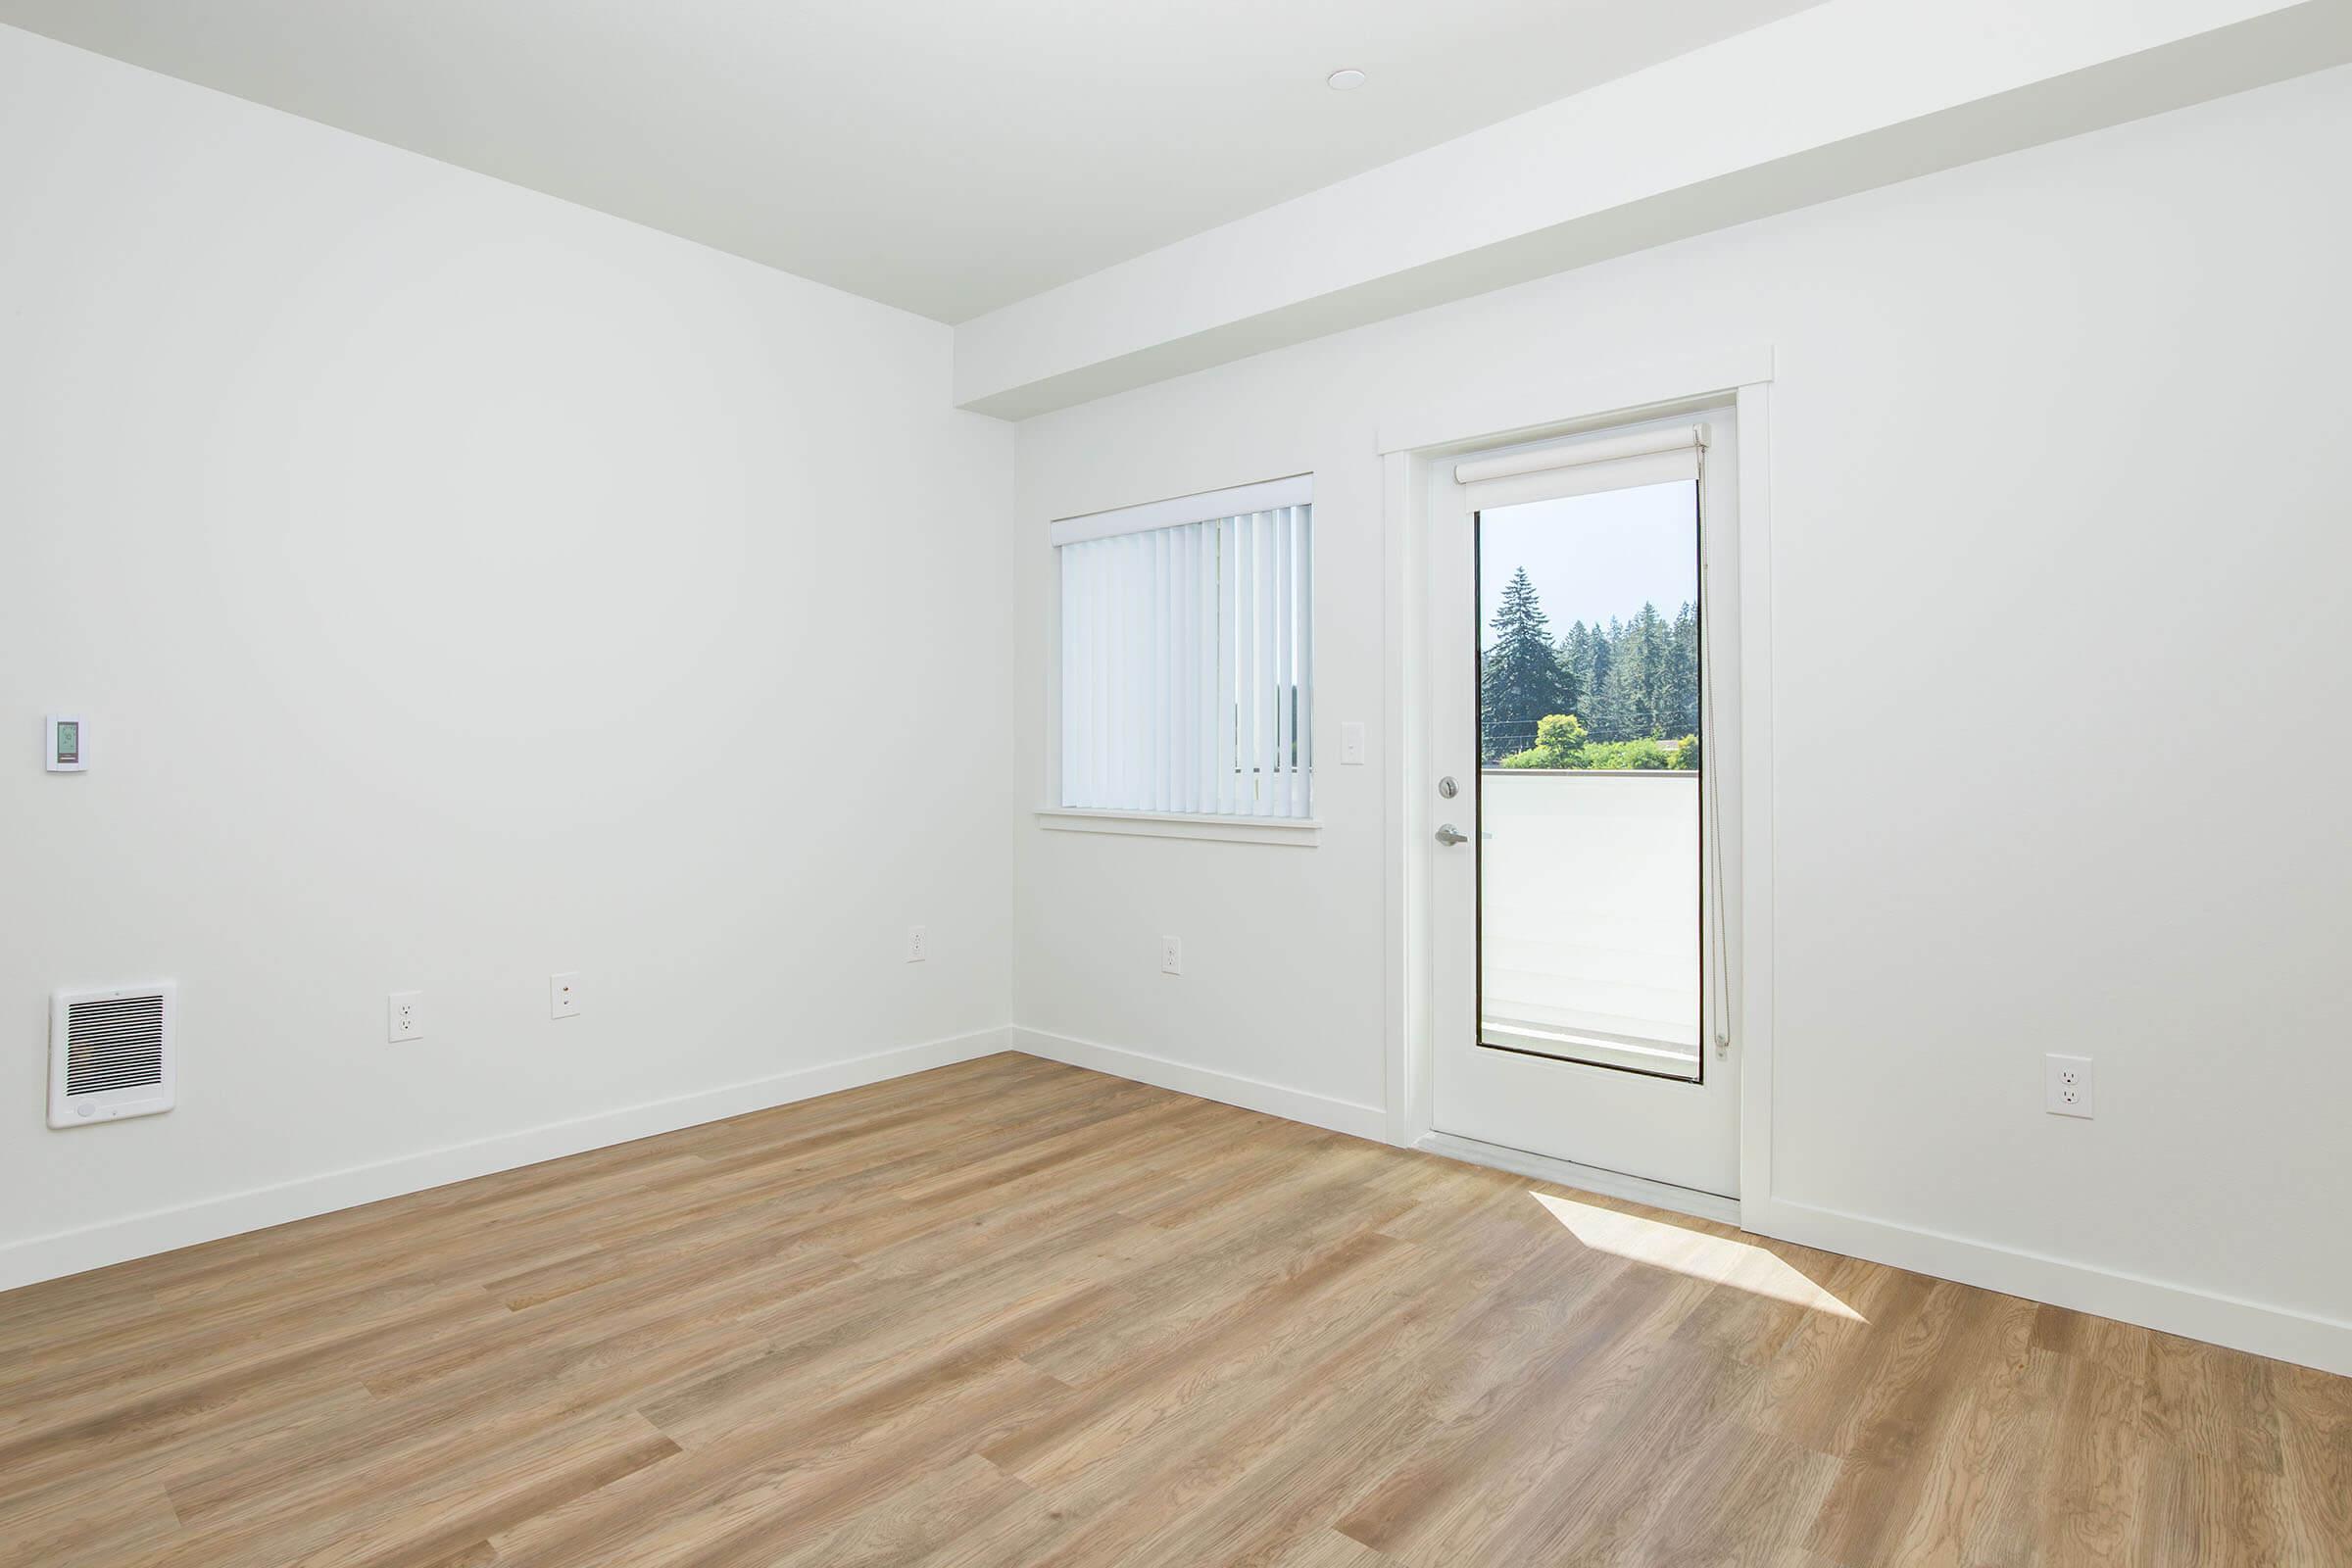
1586, 618, 1629, 738
1532, 712, 1587, 753
1485, 569, 1709, 770
1580, 736, 1682, 770
1497, 714, 1698, 772
1601, 602, 1675, 740
1497, 712, 1588, 768
1559, 621, 1606, 735
1667, 602, 1699, 739
1481, 567, 1577, 762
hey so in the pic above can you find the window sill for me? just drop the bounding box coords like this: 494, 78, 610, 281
1032, 808, 1323, 847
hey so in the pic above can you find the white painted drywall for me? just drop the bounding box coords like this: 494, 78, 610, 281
955, 0, 2352, 416
0, 26, 1015, 1281
1010, 67, 2352, 1348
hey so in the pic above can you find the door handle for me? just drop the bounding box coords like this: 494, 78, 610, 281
1435, 824, 1469, 846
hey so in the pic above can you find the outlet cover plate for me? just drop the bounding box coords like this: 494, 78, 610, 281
550, 972, 581, 1019
2045, 1053, 2094, 1118
388, 991, 424, 1042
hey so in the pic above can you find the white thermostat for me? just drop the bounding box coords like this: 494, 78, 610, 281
46, 713, 86, 771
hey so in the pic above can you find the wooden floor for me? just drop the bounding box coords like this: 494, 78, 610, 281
3, 1054, 2346, 1566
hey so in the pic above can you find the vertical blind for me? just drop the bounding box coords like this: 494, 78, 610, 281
1054, 479, 1312, 819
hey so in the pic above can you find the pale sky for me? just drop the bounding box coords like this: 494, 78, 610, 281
1478, 479, 1698, 649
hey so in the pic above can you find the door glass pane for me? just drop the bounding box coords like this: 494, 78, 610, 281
1477, 479, 1702, 1080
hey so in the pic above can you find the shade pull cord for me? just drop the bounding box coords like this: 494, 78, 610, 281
1698, 449, 1734, 1059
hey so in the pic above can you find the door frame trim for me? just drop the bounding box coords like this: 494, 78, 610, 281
1377, 346, 1777, 1217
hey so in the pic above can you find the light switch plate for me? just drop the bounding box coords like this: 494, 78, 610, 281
550, 972, 581, 1019
1341, 721, 1366, 765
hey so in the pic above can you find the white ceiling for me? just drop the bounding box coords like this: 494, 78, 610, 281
0, 1, 1825, 322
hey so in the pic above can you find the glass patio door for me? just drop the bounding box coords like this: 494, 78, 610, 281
1427, 412, 1740, 1198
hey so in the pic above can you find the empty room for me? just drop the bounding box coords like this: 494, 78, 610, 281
4, 2, 2349, 1563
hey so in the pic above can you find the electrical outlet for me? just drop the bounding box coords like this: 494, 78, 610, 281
906, 926, 928, 963
2045, 1054, 2093, 1118
388, 991, 424, 1042
550, 972, 581, 1019
1161, 936, 1182, 976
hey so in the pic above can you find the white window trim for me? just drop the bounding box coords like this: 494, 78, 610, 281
1040, 473, 1318, 844
1033, 807, 1322, 846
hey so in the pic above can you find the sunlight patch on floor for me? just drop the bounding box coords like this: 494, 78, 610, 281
1532, 1191, 1865, 1321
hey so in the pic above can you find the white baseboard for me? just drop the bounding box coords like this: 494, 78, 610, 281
1007, 1030, 2350, 1377
18, 1018, 2340, 1380
1008, 1027, 1389, 1142
1744, 1194, 2352, 1378
0, 1025, 1012, 1295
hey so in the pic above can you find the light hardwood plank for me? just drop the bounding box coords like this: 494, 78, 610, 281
0, 1054, 2343, 1566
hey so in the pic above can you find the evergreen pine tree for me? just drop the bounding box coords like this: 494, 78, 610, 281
1625, 602, 1673, 738
1558, 621, 1598, 734
1590, 616, 1629, 740
1667, 601, 1700, 739
1481, 567, 1576, 761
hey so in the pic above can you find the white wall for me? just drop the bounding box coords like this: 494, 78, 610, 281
1011, 67, 2352, 1363
0, 27, 1015, 1285
956, 0, 2352, 416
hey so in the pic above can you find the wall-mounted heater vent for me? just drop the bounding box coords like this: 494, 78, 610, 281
50, 983, 176, 1128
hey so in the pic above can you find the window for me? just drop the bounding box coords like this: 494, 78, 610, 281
1054, 476, 1313, 821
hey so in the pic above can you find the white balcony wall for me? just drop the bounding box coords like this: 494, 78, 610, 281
1479, 771, 1699, 1059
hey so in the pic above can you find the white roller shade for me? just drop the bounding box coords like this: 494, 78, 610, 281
1456, 424, 1706, 509
1056, 497, 1312, 819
